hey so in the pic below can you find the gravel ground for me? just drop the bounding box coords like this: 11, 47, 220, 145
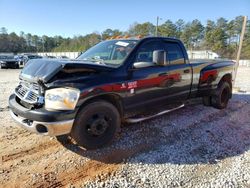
0, 67, 249, 188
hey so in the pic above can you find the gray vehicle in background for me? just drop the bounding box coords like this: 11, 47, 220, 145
57, 55, 69, 59
22, 54, 43, 65
0, 55, 19, 69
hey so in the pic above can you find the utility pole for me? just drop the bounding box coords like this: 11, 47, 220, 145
234, 16, 247, 85
43, 40, 45, 53
41, 38, 45, 53
100, 32, 103, 41
155, 16, 162, 36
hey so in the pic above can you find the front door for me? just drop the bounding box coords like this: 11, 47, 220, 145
123, 39, 192, 110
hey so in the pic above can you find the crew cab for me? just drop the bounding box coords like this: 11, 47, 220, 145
9, 37, 235, 149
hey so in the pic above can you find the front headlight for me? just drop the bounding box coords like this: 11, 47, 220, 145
45, 88, 80, 110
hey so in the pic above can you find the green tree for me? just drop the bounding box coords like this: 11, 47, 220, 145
8, 32, 20, 53
211, 28, 228, 56
217, 17, 228, 30
189, 19, 204, 49
53, 33, 101, 52
241, 20, 250, 59
0, 17, 250, 59
175, 19, 185, 39
158, 20, 177, 37
180, 22, 192, 49
204, 20, 216, 49
180, 20, 204, 50
128, 22, 155, 36
102, 29, 122, 40
0, 27, 8, 34
203, 18, 229, 57
234, 16, 244, 44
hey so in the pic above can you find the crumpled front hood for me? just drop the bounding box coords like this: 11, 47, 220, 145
20, 59, 114, 83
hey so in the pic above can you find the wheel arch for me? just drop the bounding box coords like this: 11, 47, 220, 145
77, 93, 124, 119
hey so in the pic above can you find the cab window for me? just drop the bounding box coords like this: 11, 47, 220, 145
134, 40, 164, 63
164, 42, 185, 65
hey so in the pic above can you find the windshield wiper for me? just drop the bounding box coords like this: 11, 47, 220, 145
82, 57, 107, 65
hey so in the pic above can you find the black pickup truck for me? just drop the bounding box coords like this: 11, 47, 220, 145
9, 37, 235, 149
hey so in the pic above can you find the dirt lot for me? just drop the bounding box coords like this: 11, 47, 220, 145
0, 67, 250, 188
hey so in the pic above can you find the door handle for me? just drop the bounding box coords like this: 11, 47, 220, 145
159, 72, 168, 76
183, 69, 190, 73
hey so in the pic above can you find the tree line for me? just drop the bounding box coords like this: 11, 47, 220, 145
0, 16, 249, 59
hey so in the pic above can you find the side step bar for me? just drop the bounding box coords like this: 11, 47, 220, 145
125, 104, 185, 123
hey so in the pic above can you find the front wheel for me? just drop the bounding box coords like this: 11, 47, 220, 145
71, 100, 120, 149
211, 82, 231, 109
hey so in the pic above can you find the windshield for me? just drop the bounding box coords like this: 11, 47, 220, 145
77, 40, 138, 66
0, 55, 14, 59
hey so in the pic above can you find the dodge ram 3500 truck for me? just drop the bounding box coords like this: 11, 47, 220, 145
9, 37, 235, 149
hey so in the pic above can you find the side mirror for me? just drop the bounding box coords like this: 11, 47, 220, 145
153, 50, 167, 66
133, 61, 155, 69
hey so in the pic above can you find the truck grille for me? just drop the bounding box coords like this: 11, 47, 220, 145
6, 61, 17, 64
15, 81, 41, 104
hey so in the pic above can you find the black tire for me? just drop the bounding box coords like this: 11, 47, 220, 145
202, 96, 212, 106
211, 82, 231, 109
16, 64, 19, 69
71, 100, 120, 149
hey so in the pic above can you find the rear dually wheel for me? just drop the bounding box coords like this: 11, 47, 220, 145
211, 82, 231, 109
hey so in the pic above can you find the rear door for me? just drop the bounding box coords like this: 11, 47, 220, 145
163, 40, 192, 102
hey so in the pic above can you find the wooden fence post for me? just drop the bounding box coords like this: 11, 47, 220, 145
233, 16, 248, 86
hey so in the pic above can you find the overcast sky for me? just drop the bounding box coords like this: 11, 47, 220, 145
0, 0, 249, 37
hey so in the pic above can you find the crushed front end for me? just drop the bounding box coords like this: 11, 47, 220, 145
8, 60, 78, 136
9, 79, 76, 136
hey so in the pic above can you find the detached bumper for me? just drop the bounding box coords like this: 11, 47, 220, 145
9, 94, 76, 136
